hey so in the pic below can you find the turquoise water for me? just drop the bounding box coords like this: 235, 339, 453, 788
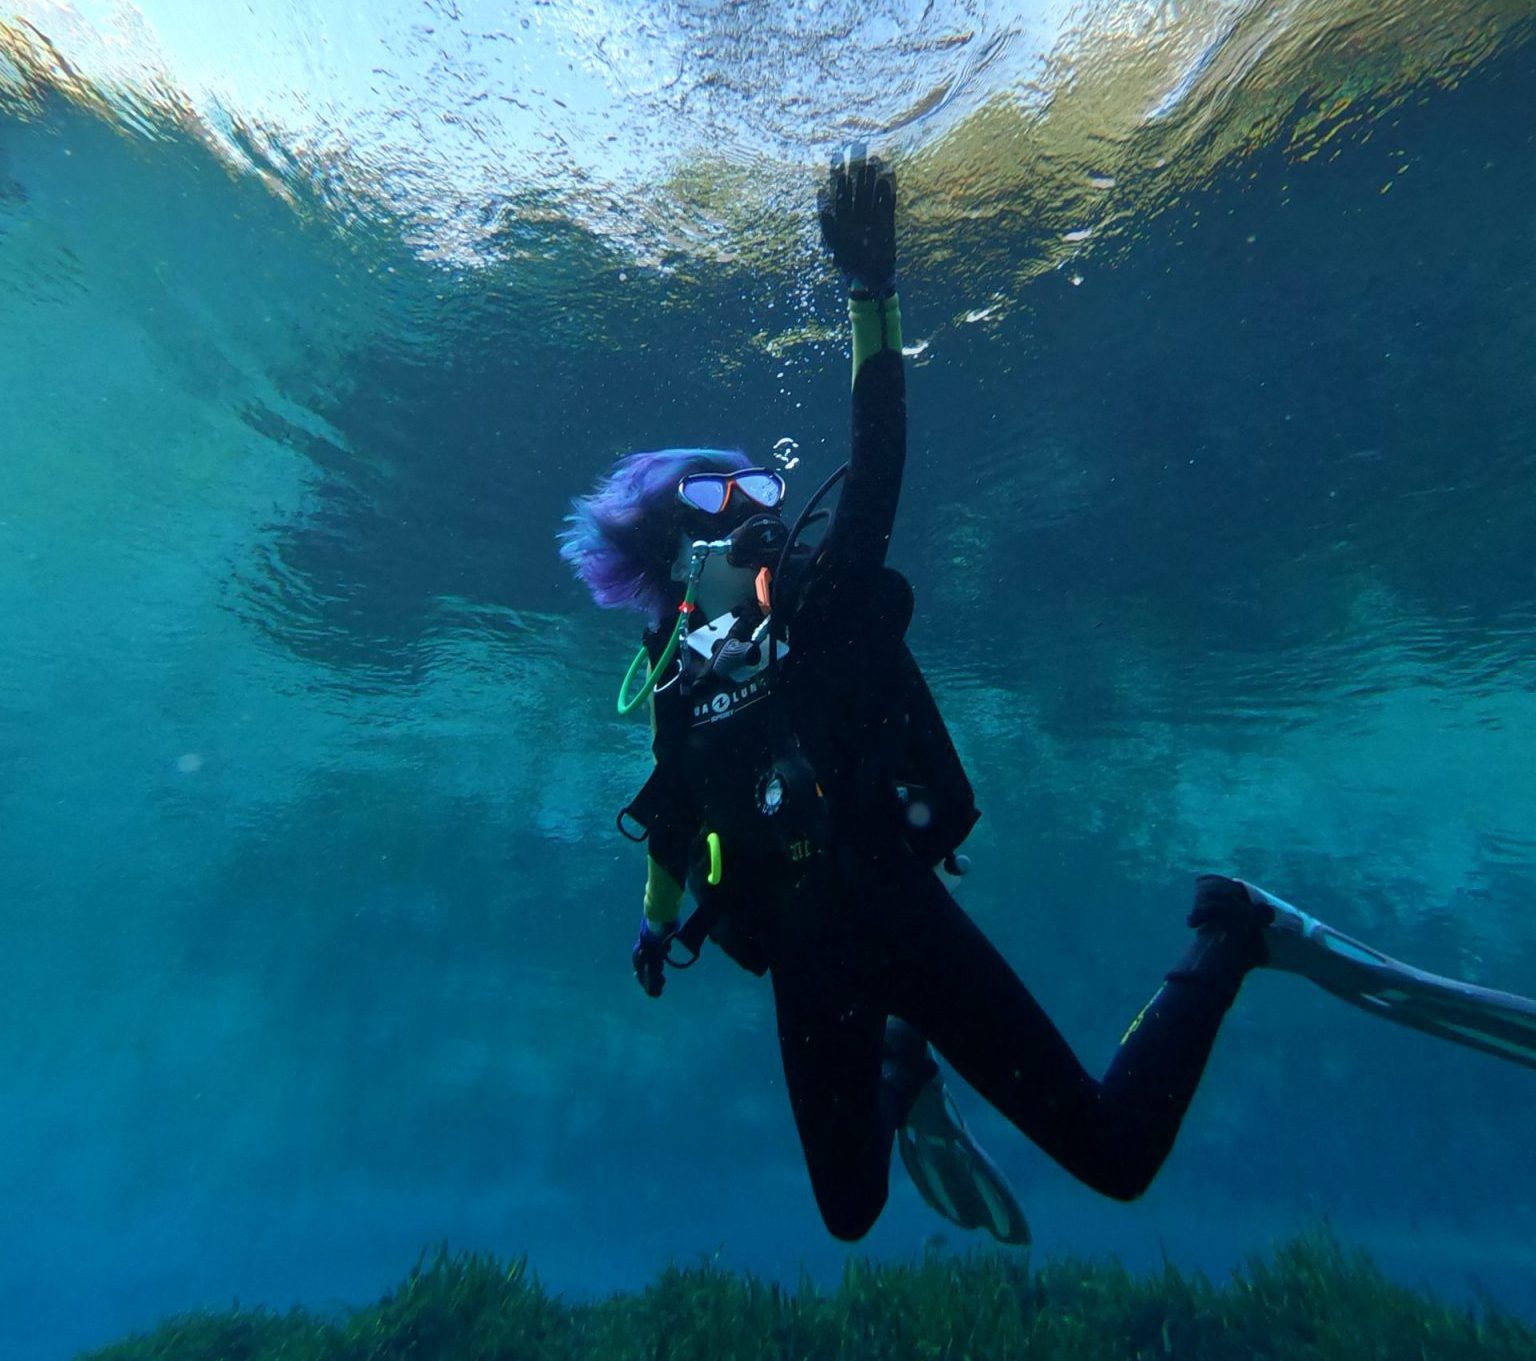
3, 3, 1536, 1356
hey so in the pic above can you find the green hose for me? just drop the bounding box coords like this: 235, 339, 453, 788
617, 578, 697, 716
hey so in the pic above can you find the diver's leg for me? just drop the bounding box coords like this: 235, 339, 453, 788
769, 919, 892, 1242
887, 866, 1260, 1201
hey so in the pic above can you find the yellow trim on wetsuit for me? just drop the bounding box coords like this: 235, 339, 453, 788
849, 292, 903, 385
644, 856, 684, 931
642, 689, 686, 929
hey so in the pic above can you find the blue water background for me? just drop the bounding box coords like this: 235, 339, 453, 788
3, 8, 1536, 1357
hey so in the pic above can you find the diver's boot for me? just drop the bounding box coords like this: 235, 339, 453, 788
1190, 874, 1536, 1072
883, 1019, 1032, 1246
1165, 874, 1273, 1000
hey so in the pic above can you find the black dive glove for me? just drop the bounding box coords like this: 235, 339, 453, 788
632, 918, 676, 998
819, 145, 897, 298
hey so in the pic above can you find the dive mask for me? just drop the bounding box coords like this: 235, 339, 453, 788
677, 467, 785, 518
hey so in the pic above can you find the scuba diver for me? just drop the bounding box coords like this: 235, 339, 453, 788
559, 149, 1536, 1246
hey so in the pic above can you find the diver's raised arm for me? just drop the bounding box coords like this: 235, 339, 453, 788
816, 147, 905, 576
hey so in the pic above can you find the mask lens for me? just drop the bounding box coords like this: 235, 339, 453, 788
736, 472, 784, 509
678, 474, 729, 515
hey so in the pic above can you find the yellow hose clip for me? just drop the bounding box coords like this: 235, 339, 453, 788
706, 831, 723, 886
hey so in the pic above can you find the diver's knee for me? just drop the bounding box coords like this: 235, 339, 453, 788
825, 1214, 876, 1243
818, 1184, 886, 1242
1095, 1161, 1157, 1203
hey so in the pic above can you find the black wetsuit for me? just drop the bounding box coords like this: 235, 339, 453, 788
637, 322, 1257, 1241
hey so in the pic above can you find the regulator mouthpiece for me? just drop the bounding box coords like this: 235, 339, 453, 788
726, 513, 788, 570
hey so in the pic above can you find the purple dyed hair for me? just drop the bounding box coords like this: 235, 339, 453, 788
559, 447, 754, 626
